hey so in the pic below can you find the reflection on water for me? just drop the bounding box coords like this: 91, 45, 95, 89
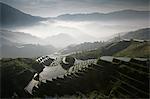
25, 52, 72, 94
25, 52, 96, 94
40, 65, 66, 82
24, 79, 39, 95
100, 56, 130, 62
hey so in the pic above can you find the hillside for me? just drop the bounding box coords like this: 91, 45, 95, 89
114, 41, 150, 58
69, 40, 131, 60
62, 28, 149, 56
60, 41, 105, 54
101, 40, 131, 56
0, 58, 44, 98
70, 40, 149, 60
65, 28, 150, 60
1, 2, 45, 28
1, 30, 42, 44
0, 30, 57, 58
108, 28, 150, 42
101, 39, 150, 58
122, 28, 150, 40
101, 28, 150, 57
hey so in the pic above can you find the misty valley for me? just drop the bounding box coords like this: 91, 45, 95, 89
0, 1, 150, 99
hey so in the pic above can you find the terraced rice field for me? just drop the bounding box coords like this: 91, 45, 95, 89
31, 56, 149, 98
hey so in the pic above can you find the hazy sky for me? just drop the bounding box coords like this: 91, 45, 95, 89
1, 0, 149, 17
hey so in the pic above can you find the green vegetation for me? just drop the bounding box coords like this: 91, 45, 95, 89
70, 49, 101, 60
61, 41, 104, 55
70, 40, 150, 60
114, 41, 150, 58
0, 58, 42, 98
122, 28, 150, 40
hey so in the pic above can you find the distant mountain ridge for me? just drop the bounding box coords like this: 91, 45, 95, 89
1, 2, 45, 28
1, 2, 149, 28
0, 30, 57, 58
55, 10, 150, 21
122, 28, 150, 40
1, 30, 78, 48
1, 30, 42, 44
61, 28, 150, 55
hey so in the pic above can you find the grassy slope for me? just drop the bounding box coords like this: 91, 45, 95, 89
114, 41, 150, 58
70, 49, 101, 60
70, 40, 150, 60
0, 58, 43, 98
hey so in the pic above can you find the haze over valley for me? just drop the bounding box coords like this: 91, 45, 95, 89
1, 2, 149, 38
1, 1, 149, 57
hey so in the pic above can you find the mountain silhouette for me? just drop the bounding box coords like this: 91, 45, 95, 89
1, 30, 42, 44
56, 10, 149, 21
1, 2, 45, 28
